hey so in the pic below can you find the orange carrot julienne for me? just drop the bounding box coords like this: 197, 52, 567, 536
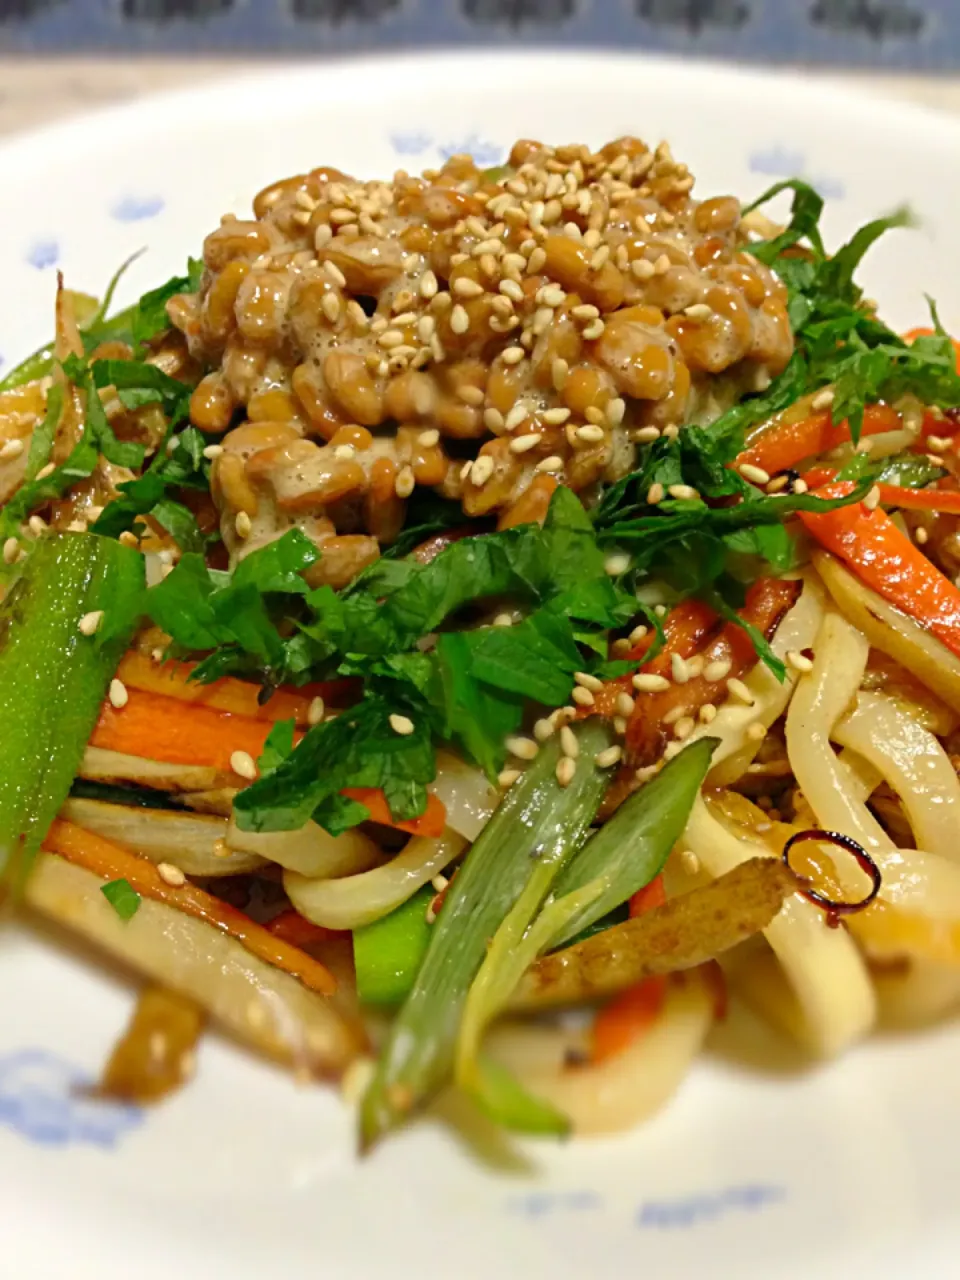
798, 482, 960, 659
42, 821, 337, 996
735, 402, 902, 477
591, 977, 668, 1063
267, 908, 342, 949
341, 787, 448, 838
591, 873, 669, 1063
91, 689, 275, 775
92, 688, 447, 835
629, 873, 666, 918
801, 466, 960, 517
116, 651, 354, 726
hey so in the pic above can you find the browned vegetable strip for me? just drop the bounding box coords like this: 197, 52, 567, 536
511, 857, 799, 1011
97, 986, 206, 1104
80, 746, 234, 795
26, 852, 366, 1077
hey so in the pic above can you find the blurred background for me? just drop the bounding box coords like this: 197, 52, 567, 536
0, 0, 958, 135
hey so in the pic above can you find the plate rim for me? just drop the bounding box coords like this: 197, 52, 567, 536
1, 49, 959, 167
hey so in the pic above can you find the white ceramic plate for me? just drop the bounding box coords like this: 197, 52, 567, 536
2, 52, 960, 1280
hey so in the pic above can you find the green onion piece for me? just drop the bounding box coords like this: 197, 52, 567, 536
548, 737, 718, 948
358, 719, 612, 1150
353, 886, 434, 1006
100, 878, 141, 921
0, 532, 144, 893
471, 1056, 569, 1137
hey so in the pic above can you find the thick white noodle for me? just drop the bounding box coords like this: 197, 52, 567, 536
284, 829, 467, 931
683, 794, 875, 1056
785, 609, 960, 920
833, 692, 960, 864
681, 573, 827, 786
226, 817, 383, 879
495, 973, 713, 1136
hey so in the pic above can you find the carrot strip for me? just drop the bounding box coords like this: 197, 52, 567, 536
592, 874, 668, 1062
267, 908, 342, 949
736, 403, 902, 477
116, 651, 353, 726
589, 598, 718, 719
798, 482, 960, 659
801, 463, 960, 516
42, 820, 337, 996
629, 873, 666, 918
625, 578, 801, 763
341, 787, 448, 838
91, 689, 274, 775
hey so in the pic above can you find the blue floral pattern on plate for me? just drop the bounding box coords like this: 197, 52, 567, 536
25, 240, 59, 271
110, 194, 165, 222
0, 1049, 143, 1149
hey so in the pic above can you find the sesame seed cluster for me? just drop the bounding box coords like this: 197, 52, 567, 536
169, 136, 794, 581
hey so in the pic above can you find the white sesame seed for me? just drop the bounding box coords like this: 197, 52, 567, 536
230, 750, 258, 780
663, 741, 683, 760
765, 474, 789, 494
510, 433, 540, 455
499, 278, 524, 303
595, 745, 623, 768
334, 444, 356, 461
307, 695, 325, 726
699, 703, 717, 724
470, 455, 494, 487
653, 253, 672, 275
483, 408, 505, 434
727, 677, 754, 705
747, 722, 767, 742
739, 463, 771, 486
631, 258, 655, 281
673, 716, 695, 741
2, 536, 18, 564
322, 260, 347, 288
542, 407, 571, 425
535, 454, 564, 473
647, 482, 665, 505
235, 511, 252, 540
793, 478, 809, 494
0, 438, 24, 461
604, 553, 631, 576
556, 756, 577, 787
683, 302, 713, 320
506, 734, 539, 761
35, 462, 55, 480
28, 515, 47, 536
540, 286, 566, 308
453, 277, 484, 299
786, 650, 814, 673
613, 715, 628, 736
551, 358, 569, 391
605, 398, 626, 428
202, 444, 224, 460
615, 692, 636, 717
629, 623, 649, 645
492, 612, 514, 628
611, 637, 632, 657
654, 604, 668, 617
78, 610, 103, 637
498, 768, 522, 788
576, 424, 606, 445
388, 714, 415, 738
863, 485, 881, 511
811, 388, 835, 412
573, 671, 603, 693
501, 346, 526, 366
585, 406, 605, 426
635, 764, 661, 783
395, 465, 416, 499
633, 672, 670, 693
560, 724, 580, 759
916, 527, 930, 545
450, 304, 470, 335
503, 403, 529, 433
663, 705, 686, 726
927, 435, 951, 453
667, 484, 699, 501
671, 653, 691, 684
572, 303, 600, 321
108, 678, 128, 709
157, 861, 186, 888
681, 850, 702, 876
321, 292, 341, 324
582, 320, 605, 341
704, 658, 732, 683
